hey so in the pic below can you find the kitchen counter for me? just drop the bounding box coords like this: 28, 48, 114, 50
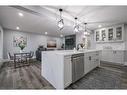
41, 49, 101, 89
42, 49, 101, 55
101, 49, 127, 65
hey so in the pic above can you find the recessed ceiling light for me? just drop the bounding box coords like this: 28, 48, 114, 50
45, 32, 48, 35
98, 25, 102, 28
18, 12, 24, 17
16, 26, 20, 30
60, 35, 63, 37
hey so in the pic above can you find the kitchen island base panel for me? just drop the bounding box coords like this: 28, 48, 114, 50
42, 50, 100, 89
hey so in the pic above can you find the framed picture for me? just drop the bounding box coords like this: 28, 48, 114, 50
13, 36, 27, 47
47, 39, 57, 48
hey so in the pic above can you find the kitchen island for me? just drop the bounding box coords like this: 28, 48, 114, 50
41, 50, 101, 89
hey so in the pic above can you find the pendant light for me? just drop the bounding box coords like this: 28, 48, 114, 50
74, 17, 80, 33
83, 23, 90, 36
57, 9, 64, 30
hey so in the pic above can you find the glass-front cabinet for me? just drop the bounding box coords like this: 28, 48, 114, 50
95, 28, 107, 42
95, 30, 100, 42
108, 27, 114, 41
101, 28, 107, 41
95, 24, 124, 43
115, 25, 124, 41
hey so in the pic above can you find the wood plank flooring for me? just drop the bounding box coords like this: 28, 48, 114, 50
0, 60, 127, 89
68, 62, 127, 89
0, 61, 54, 89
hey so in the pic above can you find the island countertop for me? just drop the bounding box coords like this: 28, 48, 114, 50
42, 49, 101, 56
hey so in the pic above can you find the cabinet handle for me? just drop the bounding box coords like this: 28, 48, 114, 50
89, 56, 91, 61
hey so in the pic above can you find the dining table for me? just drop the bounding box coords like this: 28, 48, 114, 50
13, 52, 31, 68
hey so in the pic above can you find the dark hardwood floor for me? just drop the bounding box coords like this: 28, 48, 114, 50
0, 60, 127, 89
68, 62, 127, 89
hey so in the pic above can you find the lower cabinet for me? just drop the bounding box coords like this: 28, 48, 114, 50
101, 50, 124, 64
64, 55, 72, 88
84, 53, 91, 74
64, 51, 100, 88
84, 51, 100, 74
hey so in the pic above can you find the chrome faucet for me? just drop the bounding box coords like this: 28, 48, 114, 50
77, 43, 83, 50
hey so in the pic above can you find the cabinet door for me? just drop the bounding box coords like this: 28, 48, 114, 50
115, 25, 124, 41
95, 30, 100, 42
84, 53, 91, 74
92, 51, 100, 67
108, 27, 114, 41
101, 50, 113, 62
112, 51, 124, 64
100, 28, 107, 42
101, 50, 124, 64
101, 50, 109, 61
64, 56, 72, 87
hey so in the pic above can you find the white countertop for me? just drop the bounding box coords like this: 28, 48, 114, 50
42, 49, 127, 56
102, 49, 126, 51
42, 49, 101, 56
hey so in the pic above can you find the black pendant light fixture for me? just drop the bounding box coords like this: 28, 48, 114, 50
74, 17, 80, 33
57, 8, 64, 30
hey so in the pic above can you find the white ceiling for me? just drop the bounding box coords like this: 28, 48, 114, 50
0, 6, 127, 37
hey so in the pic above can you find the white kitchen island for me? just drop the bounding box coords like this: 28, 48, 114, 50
42, 50, 101, 89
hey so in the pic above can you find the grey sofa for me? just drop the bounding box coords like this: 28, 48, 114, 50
36, 46, 47, 61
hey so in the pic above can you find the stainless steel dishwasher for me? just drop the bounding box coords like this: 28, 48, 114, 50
71, 53, 84, 83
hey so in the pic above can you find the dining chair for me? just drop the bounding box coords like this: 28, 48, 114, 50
7, 52, 14, 66
30, 51, 34, 58
29, 51, 34, 63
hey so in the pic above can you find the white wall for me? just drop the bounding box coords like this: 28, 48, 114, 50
96, 42, 125, 50
89, 32, 96, 49
76, 32, 95, 49
76, 32, 84, 46
3, 29, 63, 59
0, 26, 3, 60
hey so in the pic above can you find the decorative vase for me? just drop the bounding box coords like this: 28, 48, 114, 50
20, 50, 23, 53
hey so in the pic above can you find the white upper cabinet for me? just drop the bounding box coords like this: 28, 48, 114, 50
95, 30, 100, 42
114, 24, 124, 41
95, 28, 108, 42
100, 28, 108, 42
95, 24, 124, 43
107, 27, 114, 41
